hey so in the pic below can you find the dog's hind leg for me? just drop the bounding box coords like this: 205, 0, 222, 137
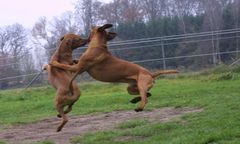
135, 74, 153, 112
57, 104, 73, 118
128, 84, 152, 104
57, 99, 79, 118
130, 93, 152, 104
57, 85, 81, 118
56, 104, 68, 132
66, 82, 81, 113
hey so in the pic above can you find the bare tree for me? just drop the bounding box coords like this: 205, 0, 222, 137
140, 0, 163, 21
31, 16, 52, 66
32, 12, 83, 65
197, 0, 227, 64
0, 24, 30, 88
51, 11, 83, 36
31, 17, 50, 50
0, 24, 28, 59
98, 0, 124, 29
75, 0, 102, 34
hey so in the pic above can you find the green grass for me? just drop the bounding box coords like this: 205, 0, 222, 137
0, 141, 6, 144
0, 66, 240, 143
33, 140, 55, 144
0, 83, 131, 125
70, 77, 240, 144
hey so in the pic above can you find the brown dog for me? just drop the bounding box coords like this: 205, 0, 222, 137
43, 34, 87, 132
50, 24, 178, 112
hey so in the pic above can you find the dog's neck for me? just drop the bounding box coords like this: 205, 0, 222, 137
53, 43, 73, 62
88, 43, 109, 54
88, 37, 108, 51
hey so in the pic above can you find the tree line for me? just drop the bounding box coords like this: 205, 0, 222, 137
0, 0, 240, 89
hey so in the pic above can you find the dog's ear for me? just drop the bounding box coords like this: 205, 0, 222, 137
60, 36, 64, 41
107, 32, 117, 41
98, 24, 113, 32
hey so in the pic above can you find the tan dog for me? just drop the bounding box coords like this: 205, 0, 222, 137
43, 34, 87, 132
50, 24, 178, 112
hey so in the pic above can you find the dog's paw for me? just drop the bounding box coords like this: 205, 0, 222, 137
42, 64, 49, 71
56, 127, 62, 132
147, 92, 152, 97
49, 61, 59, 67
134, 108, 143, 112
49, 62, 54, 66
73, 59, 79, 64
130, 93, 152, 104
130, 96, 141, 104
57, 114, 62, 118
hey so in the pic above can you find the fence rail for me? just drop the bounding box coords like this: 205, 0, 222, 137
1, 28, 240, 89
1, 32, 240, 68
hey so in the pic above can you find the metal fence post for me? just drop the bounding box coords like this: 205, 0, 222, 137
211, 31, 217, 66
161, 38, 166, 70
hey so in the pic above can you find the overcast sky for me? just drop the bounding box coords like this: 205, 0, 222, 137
0, 0, 111, 28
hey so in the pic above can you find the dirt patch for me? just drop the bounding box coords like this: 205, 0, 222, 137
0, 107, 202, 144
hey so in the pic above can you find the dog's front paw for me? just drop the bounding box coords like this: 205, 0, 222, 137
73, 59, 79, 64
49, 61, 59, 67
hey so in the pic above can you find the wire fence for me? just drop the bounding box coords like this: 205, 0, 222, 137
1, 28, 240, 90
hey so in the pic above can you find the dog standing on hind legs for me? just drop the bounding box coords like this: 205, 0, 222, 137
50, 24, 178, 112
43, 34, 87, 132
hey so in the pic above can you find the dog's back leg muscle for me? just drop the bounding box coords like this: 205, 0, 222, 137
135, 74, 153, 112
57, 87, 80, 118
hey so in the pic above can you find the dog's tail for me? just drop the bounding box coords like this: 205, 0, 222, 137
152, 70, 179, 78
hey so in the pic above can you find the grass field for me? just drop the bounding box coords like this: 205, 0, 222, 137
0, 66, 240, 144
